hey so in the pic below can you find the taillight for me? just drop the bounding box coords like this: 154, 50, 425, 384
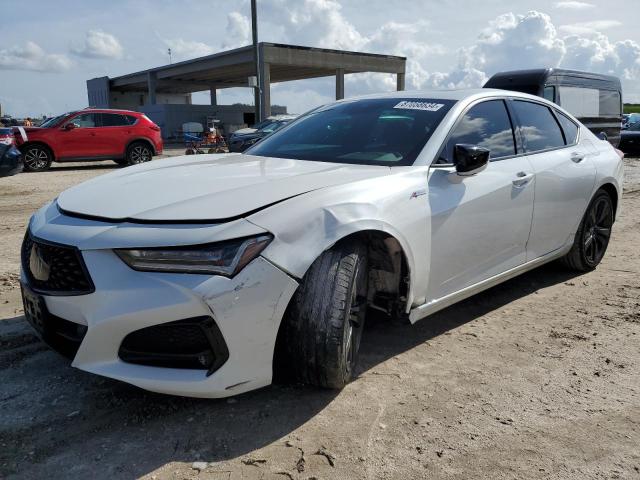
0, 135, 14, 146
149, 125, 161, 132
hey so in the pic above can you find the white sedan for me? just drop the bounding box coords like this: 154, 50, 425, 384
21, 89, 623, 397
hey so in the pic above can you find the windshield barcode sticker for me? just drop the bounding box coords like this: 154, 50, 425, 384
394, 101, 444, 112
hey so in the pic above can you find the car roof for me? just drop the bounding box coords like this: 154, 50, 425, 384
78, 108, 142, 115
336, 88, 547, 103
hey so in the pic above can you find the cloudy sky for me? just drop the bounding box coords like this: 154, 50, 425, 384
1, 0, 639, 117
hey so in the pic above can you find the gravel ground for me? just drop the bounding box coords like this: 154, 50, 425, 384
0, 155, 639, 480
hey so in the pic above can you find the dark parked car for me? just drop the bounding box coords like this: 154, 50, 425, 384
228, 120, 291, 152
0, 144, 23, 177
623, 113, 640, 130
619, 122, 640, 156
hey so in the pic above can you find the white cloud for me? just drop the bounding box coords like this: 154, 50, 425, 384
222, 11, 251, 49
457, 11, 640, 100
162, 38, 215, 61
167, 3, 640, 110
0, 41, 72, 72
459, 12, 566, 73
71, 30, 123, 59
560, 20, 622, 35
553, 1, 595, 10
260, 0, 367, 50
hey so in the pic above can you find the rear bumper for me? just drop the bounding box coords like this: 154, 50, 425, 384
154, 137, 164, 155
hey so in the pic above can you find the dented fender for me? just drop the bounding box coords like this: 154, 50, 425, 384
248, 167, 433, 310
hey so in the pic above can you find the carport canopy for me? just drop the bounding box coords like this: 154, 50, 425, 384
107, 42, 407, 119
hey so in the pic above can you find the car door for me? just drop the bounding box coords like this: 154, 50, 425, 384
58, 112, 102, 158
510, 100, 596, 259
99, 113, 132, 156
426, 99, 535, 301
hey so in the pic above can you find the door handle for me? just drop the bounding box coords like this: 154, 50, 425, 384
512, 172, 534, 187
571, 152, 585, 163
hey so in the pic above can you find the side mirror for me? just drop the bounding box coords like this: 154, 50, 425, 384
453, 144, 490, 176
597, 131, 608, 142
63, 123, 77, 131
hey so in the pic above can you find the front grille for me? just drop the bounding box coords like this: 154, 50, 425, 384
119, 316, 229, 375
21, 231, 94, 295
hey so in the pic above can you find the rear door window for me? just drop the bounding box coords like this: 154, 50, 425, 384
512, 101, 565, 152
439, 99, 516, 163
100, 113, 129, 127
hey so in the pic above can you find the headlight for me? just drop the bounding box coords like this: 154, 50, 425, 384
244, 137, 260, 146
115, 235, 272, 277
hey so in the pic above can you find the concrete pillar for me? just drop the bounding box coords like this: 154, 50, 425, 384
396, 72, 406, 91
259, 61, 271, 119
336, 68, 345, 100
147, 71, 157, 105
210, 87, 217, 106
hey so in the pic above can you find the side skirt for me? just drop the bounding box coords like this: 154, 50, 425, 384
408, 245, 572, 324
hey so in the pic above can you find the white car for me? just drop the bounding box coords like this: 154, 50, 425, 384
21, 89, 623, 398
231, 114, 298, 137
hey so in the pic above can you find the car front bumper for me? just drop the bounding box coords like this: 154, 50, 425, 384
22, 206, 299, 398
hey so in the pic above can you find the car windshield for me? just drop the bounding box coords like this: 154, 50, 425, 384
247, 98, 456, 166
252, 119, 273, 129
39, 113, 70, 128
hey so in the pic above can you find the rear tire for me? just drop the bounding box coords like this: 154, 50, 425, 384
22, 145, 52, 172
125, 141, 153, 166
277, 241, 368, 389
561, 189, 614, 271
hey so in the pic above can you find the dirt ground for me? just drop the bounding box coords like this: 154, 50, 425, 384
1, 156, 639, 480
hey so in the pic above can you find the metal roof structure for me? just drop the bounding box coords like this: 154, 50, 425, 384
91, 42, 407, 119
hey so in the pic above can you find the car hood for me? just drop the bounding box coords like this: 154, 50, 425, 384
232, 127, 257, 136
56, 154, 390, 222
13, 126, 42, 134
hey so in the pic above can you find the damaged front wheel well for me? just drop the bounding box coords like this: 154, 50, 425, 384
345, 231, 410, 317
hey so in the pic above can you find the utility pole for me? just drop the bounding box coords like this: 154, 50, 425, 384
251, 0, 262, 123
168, 48, 172, 64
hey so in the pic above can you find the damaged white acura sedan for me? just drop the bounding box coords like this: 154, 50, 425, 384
21, 89, 623, 397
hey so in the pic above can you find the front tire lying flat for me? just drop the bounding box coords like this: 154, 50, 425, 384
278, 241, 368, 389
561, 189, 614, 272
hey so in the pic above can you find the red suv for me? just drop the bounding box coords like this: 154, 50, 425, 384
16, 108, 163, 171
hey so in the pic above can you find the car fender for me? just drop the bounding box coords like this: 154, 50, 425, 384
247, 168, 432, 310
587, 133, 624, 218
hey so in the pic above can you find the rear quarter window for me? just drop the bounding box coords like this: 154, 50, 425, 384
556, 112, 579, 145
